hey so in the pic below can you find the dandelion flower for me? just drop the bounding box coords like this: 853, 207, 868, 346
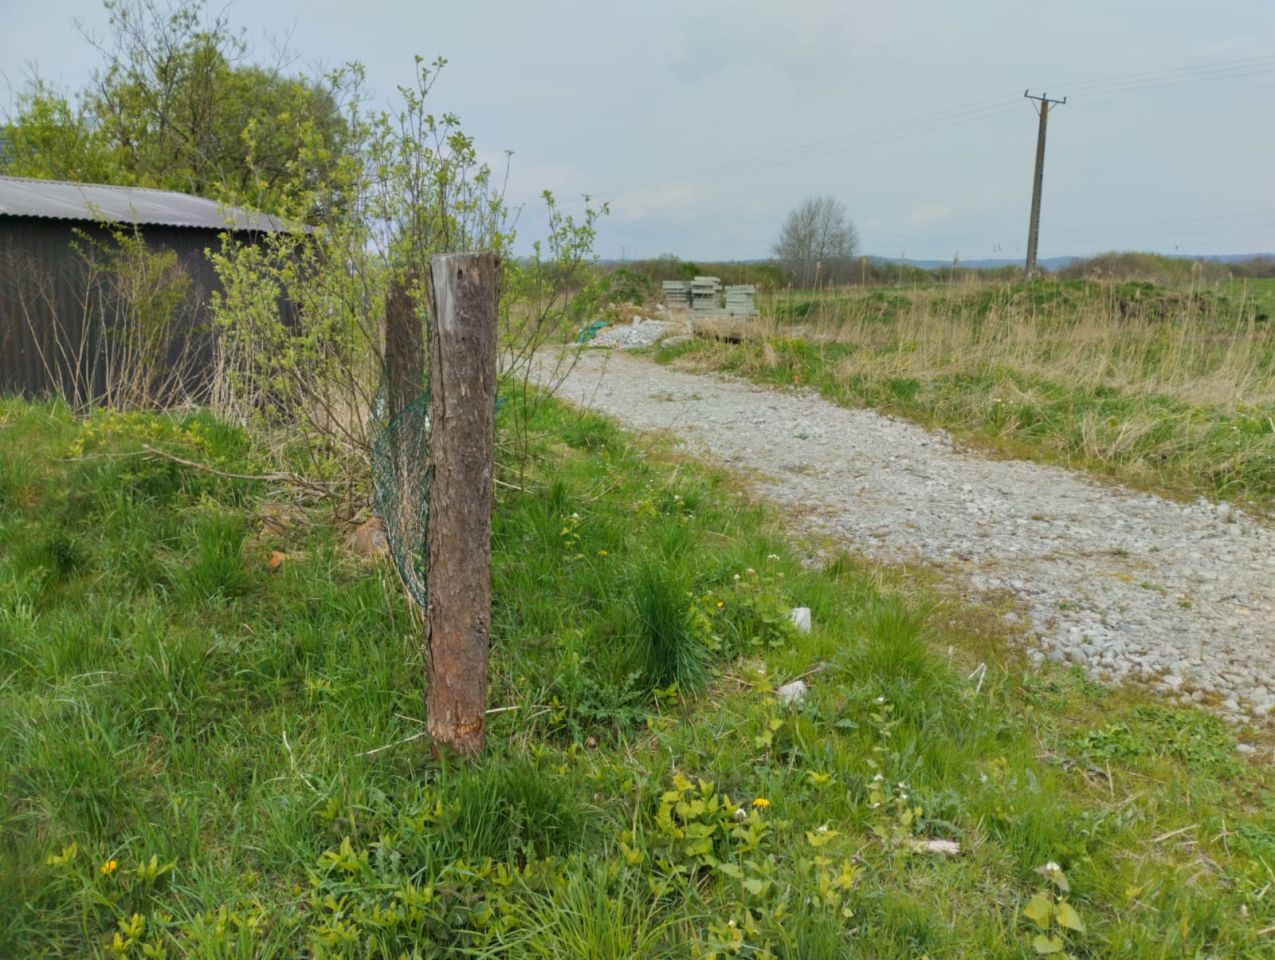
752, 797, 770, 809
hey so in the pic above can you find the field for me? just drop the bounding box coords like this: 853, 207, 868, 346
665, 278, 1275, 515
4, 397, 1275, 957
1232, 277, 1275, 320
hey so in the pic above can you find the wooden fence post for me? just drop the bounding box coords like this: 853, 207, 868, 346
384, 272, 423, 425
425, 251, 499, 757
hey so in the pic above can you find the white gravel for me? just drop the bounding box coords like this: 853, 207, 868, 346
586, 316, 685, 349
542, 350, 1275, 722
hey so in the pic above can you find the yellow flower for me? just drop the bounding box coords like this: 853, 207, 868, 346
100, 859, 118, 876
752, 797, 770, 809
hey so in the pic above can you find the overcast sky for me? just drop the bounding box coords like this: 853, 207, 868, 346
3, 0, 1273, 261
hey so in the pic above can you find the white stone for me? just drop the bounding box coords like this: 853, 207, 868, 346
790, 607, 812, 633
906, 839, 961, 856
776, 679, 808, 705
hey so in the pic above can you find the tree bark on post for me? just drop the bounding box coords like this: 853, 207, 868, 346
425, 251, 499, 757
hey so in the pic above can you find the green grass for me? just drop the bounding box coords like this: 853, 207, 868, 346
666, 279, 1275, 514
2, 396, 1274, 957
1230, 277, 1275, 322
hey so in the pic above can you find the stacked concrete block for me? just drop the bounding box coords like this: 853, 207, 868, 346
724, 284, 758, 317
691, 276, 722, 314
662, 280, 691, 308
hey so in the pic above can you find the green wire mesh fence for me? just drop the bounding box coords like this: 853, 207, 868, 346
370, 380, 432, 612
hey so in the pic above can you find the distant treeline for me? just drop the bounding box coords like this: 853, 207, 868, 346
1057, 252, 1275, 284
605, 255, 1010, 292
596, 251, 1275, 300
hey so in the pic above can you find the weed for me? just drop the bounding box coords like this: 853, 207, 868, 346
2, 394, 1274, 957
1023, 861, 1086, 957
632, 559, 708, 693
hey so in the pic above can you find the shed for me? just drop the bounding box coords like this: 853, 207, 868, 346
0, 175, 294, 406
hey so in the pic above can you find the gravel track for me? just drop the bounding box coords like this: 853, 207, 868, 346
542, 350, 1275, 722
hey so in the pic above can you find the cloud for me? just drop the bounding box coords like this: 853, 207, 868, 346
608, 182, 702, 223
660, 0, 876, 107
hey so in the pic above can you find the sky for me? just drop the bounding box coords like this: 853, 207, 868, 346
2, 0, 1273, 262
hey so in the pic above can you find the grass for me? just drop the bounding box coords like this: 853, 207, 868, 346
2, 396, 1275, 957
1231, 277, 1275, 322
664, 278, 1275, 514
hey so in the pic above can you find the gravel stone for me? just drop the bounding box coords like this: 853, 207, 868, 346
539, 351, 1275, 722
587, 317, 686, 349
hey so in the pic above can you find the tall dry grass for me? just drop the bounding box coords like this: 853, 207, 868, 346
802, 280, 1275, 411
671, 279, 1275, 508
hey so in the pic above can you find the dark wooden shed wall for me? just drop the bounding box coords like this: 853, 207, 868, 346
0, 215, 240, 404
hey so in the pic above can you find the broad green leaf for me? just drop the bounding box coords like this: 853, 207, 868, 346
805, 828, 840, 848
1055, 900, 1085, 932
1032, 934, 1065, 955
1024, 893, 1054, 929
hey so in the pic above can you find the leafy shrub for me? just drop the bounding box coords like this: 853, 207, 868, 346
602, 267, 655, 305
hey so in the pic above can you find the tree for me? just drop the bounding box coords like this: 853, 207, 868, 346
208, 57, 604, 756
2, 0, 353, 219
772, 196, 859, 288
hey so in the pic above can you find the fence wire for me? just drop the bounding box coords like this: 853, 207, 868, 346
370, 380, 431, 612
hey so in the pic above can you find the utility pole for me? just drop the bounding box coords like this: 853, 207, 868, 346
1023, 91, 1065, 277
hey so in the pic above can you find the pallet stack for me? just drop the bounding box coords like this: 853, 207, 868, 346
724, 284, 757, 317
661, 280, 691, 308
691, 276, 722, 314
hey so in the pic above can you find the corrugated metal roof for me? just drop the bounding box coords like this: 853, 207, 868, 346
0, 175, 292, 232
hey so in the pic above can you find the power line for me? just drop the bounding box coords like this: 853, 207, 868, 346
608, 99, 1021, 204
1052, 53, 1275, 96
866, 209, 1274, 243
599, 52, 1275, 207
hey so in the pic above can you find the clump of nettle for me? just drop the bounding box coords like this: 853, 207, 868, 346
1024, 860, 1086, 957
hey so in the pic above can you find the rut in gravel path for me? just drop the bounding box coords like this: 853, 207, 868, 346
540, 349, 1275, 722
